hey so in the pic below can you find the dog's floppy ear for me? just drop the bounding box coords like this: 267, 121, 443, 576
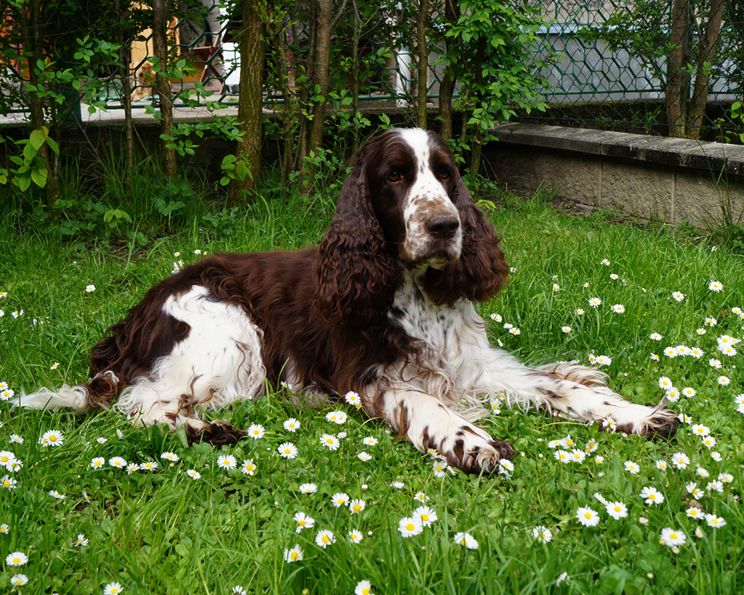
424, 170, 509, 305
314, 158, 401, 324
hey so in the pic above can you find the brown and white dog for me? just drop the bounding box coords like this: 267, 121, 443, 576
20, 129, 677, 473
131, 61, 155, 102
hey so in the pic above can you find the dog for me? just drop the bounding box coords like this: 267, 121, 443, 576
20, 128, 678, 473
131, 61, 155, 102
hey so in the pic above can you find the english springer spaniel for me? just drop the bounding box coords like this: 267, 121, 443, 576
21, 128, 677, 473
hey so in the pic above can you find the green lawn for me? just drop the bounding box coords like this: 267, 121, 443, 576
0, 191, 742, 594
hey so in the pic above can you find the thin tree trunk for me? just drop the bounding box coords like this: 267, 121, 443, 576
688, 0, 725, 138
307, 0, 333, 155
115, 0, 134, 197
272, 28, 294, 185
469, 37, 486, 174
152, 0, 177, 178
351, 0, 360, 152
665, 0, 690, 138
296, 14, 316, 164
416, 0, 429, 129
16, 0, 59, 209
438, 0, 458, 141
228, 0, 265, 205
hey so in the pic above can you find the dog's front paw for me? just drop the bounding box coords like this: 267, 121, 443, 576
440, 430, 515, 474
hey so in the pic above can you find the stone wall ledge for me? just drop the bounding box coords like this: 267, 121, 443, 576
491, 123, 744, 178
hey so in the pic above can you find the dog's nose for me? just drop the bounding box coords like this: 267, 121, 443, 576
426, 215, 460, 239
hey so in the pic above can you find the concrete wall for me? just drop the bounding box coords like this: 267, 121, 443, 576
483, 124, 744, 228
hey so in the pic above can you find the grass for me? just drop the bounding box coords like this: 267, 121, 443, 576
0, 186, 743, 594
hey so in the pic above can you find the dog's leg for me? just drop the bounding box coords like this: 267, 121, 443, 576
466, 352, 678, 437
372, 388, 515, 474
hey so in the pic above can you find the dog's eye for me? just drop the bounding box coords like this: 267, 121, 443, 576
388, 171, 401, 182
439, 169, 450, 180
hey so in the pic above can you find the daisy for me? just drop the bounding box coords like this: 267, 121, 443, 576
601, 259, 610, 266
624, 460, 640, 474
10, 575, 28, 586
283, 418, 300, 432
576, 507, 600, 527
85, 284, 96, 293
49, 490, 66, 502
0, 524, 8, 534
672, 453, 690, 469
6, 551, 28, 566
708, 281, 723, 292
391, 481, 404, 489
650, 353, 660, 361
596, 355, 612, 366
705, 317, 718, 326
695, 526, 705, 538
696, 328, 706, 335
658, 376, 674, 390
610, 274, 619, 280
556, 572, 569, 586
588, 297, 602, 308
161, 452, 179, 462
706, 480, 724, 493
348, 499, 365, 514
676, 345, 690, 356
655, 460, 668, 470
709, 358, 722, 369
686, 507, 703, 519
327, 493, 350, 508
691, 423, 711, 438
277, 442, 298, 459
320, 434, 340, 450
414, 491, 429, 503
594, 492, 608, 504
40, 429, 63, 447
570, 449, 586, 464
650, 333, 663, 341
241, 459, 257, 475
398, 516, 423, 537
0, 451, 16, 467
126, 463, 139, 475
74, 534, 88, 547
50, 362, 59, 370
96, 437, 108, 445
194, 249, 202, 254
682, 387, 697, 398
575, 308, 585, 315
639, 486, 664, 505
233, 587, 247, 595
315, 529, 336, 548
109, 457, 127, 469
705, 514, 726, 528
247, 424, 265, 439
140, 461, 158, 471
659, 528, 686, 546
711, 452, 722, 461
284, 545, 303, 562
720, 346, 738, 357
0, 388, 12, 401
605, 501, 628, 520
718, 376, 731, 386
299, 483, 317, 494
499, 459, 515, 475
663, 347, 678, 358
703, 436, 718, 448
561, 326, 572, 333
348, 529, 364, 543
186, 469, 201, 480
552, 283, 560, 292
719, 472, 733, 483
454, 531, 479, 549
325, 410, 347, 424
671, 291, 685, 302
611, 304, 625, 313
532, 525, 552, 542
8, 435, 22, 445
490, 313, 502, 322
363, 436, 378, 446
355, 580, 373, 595
293, 512, 315, 533
686, 482, 705, 498
585, 439, 598, 453
413, 506, 437, 527
665, 388, 680, 402
509, 327, 520, 336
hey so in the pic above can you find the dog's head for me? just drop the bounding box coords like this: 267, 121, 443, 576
314, 128, 508, 323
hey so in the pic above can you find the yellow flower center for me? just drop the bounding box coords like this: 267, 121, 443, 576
406, 523, 415, 531
422, 514, 429, 521
291, 552, 299, 560
322, 536, 329, 543
670, 533, 678, 539
362, 590, 369, 595
353, 505, 361, 511
584, 513, 592, 519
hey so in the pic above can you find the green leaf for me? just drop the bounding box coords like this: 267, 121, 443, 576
31, 167, 48, 188
29, 128, 47, 150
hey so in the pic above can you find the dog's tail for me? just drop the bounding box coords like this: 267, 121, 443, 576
17, 370, 123, 412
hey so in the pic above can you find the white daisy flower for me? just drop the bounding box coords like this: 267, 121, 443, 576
283, 545, 303, 562
453, 531, 479, 549
278, 442, 298, 459
605, 501, 628, 520
320, 434, 340, 450
247, 424, 265, 439
315, 529, 336, 548
659, 528, 686, 546
532, 525, 552, 541
217, 454, 237, 470
575, 507, 600, 527
639, 486, 664, 506
283, 418, 300, 432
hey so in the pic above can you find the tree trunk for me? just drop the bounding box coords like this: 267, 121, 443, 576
307, 0, 333, 155
351, 0, 360, 152
416, 0, 429, 129
115, 0, 134, 197
469, 37, 486, 174
152, 0, 177, 178
272, 27, 294, 184
438, 0, 459, 141
687, 0, 725, 138
16, 0, 60, 209
296, 14, 316, 164
665, 0, 690, 138
228, 0, 265, 206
